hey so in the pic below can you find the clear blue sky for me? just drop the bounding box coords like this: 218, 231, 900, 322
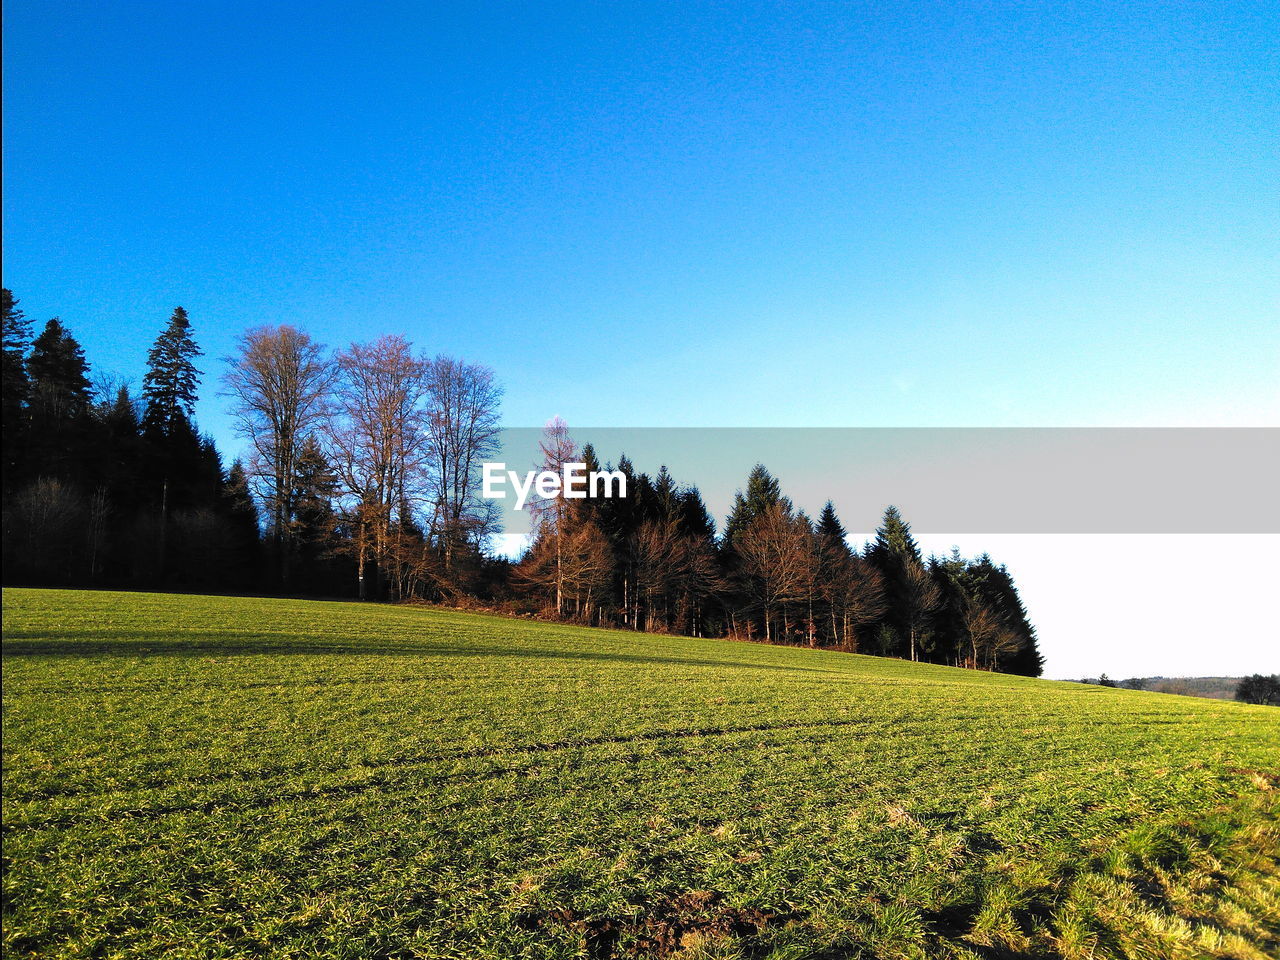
5, 0, 1277, 450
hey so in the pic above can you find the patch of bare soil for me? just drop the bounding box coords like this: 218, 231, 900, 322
516, 890, 801, 958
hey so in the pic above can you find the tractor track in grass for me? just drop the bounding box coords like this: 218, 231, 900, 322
4, 714, 929, 804
0, 745, 1072, 839
1, 712, 1218, 821
1, 711, 1205, 810
7, 739, 1249, 839
4, 715, 899, 826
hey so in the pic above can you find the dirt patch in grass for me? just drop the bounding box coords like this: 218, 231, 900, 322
1226, 765, 1277, 790
517, 890, 801, 958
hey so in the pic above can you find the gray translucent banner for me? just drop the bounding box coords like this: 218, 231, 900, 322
486, 428, 1277, 535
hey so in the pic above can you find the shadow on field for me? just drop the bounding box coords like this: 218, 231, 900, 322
0, 635, 842, 675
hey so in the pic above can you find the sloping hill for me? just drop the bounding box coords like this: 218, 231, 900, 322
3, 588, 1278, 959
1121, 677, 1244, 700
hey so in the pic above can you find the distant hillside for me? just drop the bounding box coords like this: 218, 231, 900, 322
1113, 676, 1244, 699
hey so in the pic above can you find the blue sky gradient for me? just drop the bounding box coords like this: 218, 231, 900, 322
5, 1, 1277, 450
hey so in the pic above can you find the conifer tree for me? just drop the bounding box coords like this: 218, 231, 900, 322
2, 289, 32, 483
142, 307, 202, 437
814, 501, 852, 646
222, 460, 261, 589
867, 505, 932, 659
140, 308, 210, 580
677, 486, 717, 542
25, 319, 94, 481
292, 435, 340, 579
870, 505, 922, 564
722, 464, 786, 545
972, 557, 1044, 676
27, 319, 92, 423
651, 465, 679, 519
95, 385, 147, 522
816, 500, 846, 544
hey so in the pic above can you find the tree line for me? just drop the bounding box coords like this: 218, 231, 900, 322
2, 291, 1042, 675
1084, 674, 1280, 706
515, 420, 1042, 674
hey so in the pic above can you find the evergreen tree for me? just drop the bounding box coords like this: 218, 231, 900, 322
722, 464, 786, 545
138, 308, 213, 581
576, 444, 604, 522
25, 319, 94, 481
93, 385, 146, 537
27, 319, 92, 422
870, 505, 922, 564
975, 557, 1044, 676
222, 460, 262, 590
105, 385, 139, 430
866, 505, 931, 659
671, 485, 721, 637
142, 307, 202, 437
816, 500, 846, 545
292, 435, 341, 586
2, 289, 32, 483
813, 501, 852, 647
930, 548, 971, 666
677, 486, 717, 542
652, 465, 679, 521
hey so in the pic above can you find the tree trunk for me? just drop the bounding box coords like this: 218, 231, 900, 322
157, 476, 168, 581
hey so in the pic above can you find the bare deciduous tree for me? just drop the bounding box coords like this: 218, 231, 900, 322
631, 518, 680, 632
902, 559, 942, 662
560, 519, 613, 622
736, 502, 816, 643
10, 477, 86, 583
527, 417, 576, 614
824, 554, 887, 653
324, 336, 429, 600
422, 356, 503, 586
223, 325, 334, 585
672, 535, 722, 638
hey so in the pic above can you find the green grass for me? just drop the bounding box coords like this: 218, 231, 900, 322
3, 588, 1278, 960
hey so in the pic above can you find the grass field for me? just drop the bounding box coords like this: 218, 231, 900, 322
3, 588, 1278, 959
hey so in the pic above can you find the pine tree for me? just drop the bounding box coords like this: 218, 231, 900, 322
2, 289, 32, 483
105, 385, 140, 435
142, 307, 202, 437
677, 486, 717, 542
870, 505, 922, 564
816, 501, 846, 545
813, 501, 851, 646
652, 465, 679, 521
138, 308, 208, 580
25, 319, 94, 481
292, 435, 340, 581
867, 505, 933, 660
722, 464, 786, 545
27, 319, 92, 422
222, 460, 261, 589
974, 557, 1044, 676
96, 385, 147, 521
930, 548, 971, 666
